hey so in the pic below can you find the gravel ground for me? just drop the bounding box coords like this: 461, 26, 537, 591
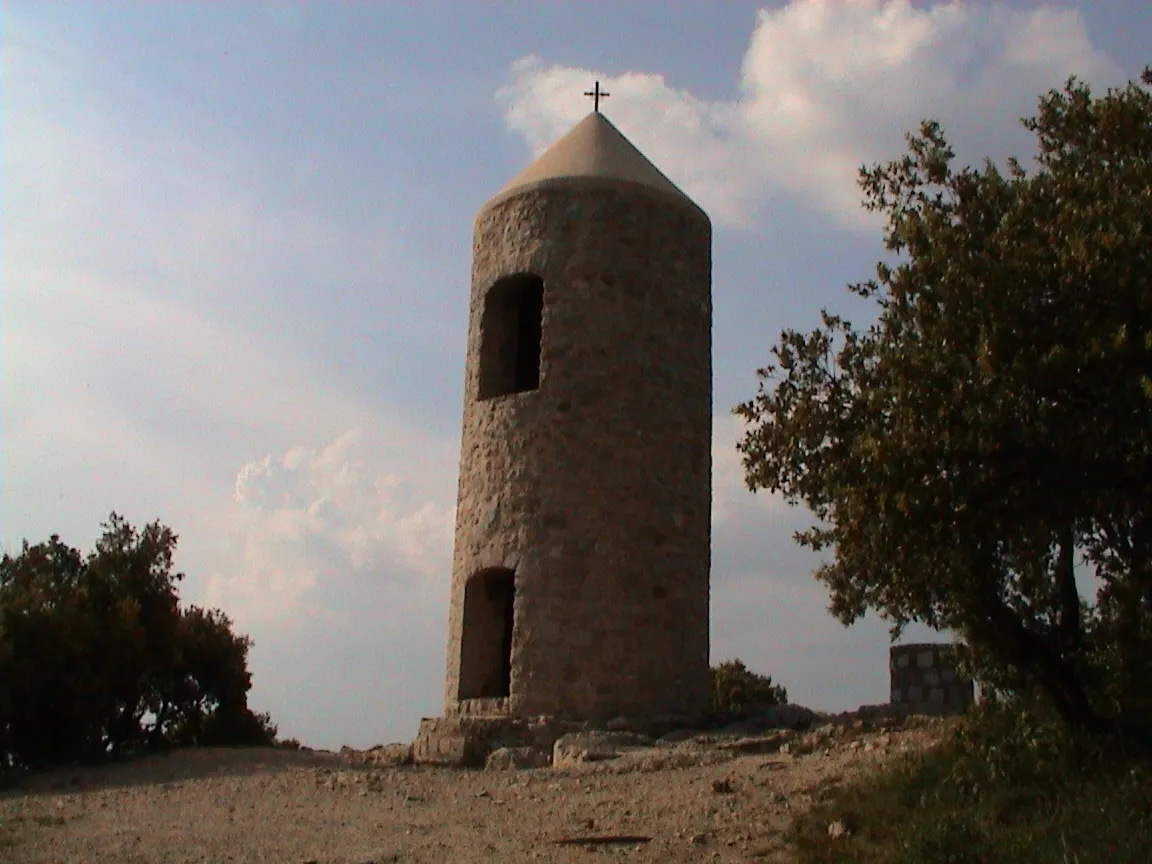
0, 715, 951, 864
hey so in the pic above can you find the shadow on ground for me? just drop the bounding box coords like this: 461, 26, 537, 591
2, 747, 353, 797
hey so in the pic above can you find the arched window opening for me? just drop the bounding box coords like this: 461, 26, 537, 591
457, 567, 516, 700
478, 275, 544, 400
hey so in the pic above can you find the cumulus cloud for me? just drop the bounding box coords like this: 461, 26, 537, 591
216, 416, 783, 630
206, 418, 812, 744
206, 413, 918, 737
498, 1, 1122, 228
206, 428, 457, 630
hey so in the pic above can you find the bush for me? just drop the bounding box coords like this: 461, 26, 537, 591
709, 659, 787, 722
0, 513, 277, 774
791, 697, 1152, 864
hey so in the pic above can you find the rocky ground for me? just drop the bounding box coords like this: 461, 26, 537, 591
0, 707, 954, 864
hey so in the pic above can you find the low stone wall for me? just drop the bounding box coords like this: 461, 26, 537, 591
890, 643, 973, 716
413, 712, 706, 767
412, 715, 584, 767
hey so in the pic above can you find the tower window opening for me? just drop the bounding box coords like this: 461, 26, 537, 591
458, 567, 516, 700
478, 274, 544, 400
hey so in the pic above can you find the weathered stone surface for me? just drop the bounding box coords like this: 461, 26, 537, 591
340, 743, 412, 768
412, 714, 599, 767
485, 746, 551, 770
552, 731, 653, 768
889, 644, 974, 717
366, 744, 412, 767
437, 165, 713, 726
412, 717, 489, 767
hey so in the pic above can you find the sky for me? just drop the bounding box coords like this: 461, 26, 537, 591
3, 1, 1148, 750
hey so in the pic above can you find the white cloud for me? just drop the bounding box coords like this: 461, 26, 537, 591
712, 413, 791, 526
218, 415, 777, 630
498, 1, 1123, 228
207, 428, 457, 629
196, 427, 460, 747
1, 16, 441, 574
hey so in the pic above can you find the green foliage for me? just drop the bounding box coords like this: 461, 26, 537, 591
792, 700, 1152, 864
736, 68, 1152, 735
0, 514, 277, 774
709, 659, 787, 722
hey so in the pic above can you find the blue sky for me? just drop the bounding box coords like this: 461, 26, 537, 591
3, 1, 1148, 749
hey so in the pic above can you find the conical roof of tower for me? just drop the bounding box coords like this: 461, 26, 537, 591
490, 112, 700, 209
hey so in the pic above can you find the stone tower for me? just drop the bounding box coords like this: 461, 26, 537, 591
441, 110, 712, 727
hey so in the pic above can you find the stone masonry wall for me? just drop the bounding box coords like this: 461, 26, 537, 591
442, 177, 713, 724
890, 643, 973, 716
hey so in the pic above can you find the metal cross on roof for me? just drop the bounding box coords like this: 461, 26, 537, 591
583, 81, 610, 113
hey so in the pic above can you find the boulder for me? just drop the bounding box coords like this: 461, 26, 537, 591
365, 743, 413, 767
552, 731, 652, 768
484, 746, 551, 770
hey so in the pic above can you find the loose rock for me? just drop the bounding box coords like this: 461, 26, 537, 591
552, 731, 652, 768
485, 746, 551, 771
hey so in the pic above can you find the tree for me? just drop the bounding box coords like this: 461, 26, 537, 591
735, 69, 1152, 735
0, 514, 276, 772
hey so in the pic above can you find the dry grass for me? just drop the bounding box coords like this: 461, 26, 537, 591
792, 703, 1152, 864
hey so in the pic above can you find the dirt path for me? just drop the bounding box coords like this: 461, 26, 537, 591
0, 715, 949, 864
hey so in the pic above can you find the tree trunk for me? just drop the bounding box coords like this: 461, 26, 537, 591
980, 592, 1109, 735
1056, 528, 1082, 652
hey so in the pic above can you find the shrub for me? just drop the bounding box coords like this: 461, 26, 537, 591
0, 513, 276, 773
709, 659, 787, 722
792, 697, 1152, 864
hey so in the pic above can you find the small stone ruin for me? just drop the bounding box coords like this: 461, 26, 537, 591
889, 642, 973, 716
